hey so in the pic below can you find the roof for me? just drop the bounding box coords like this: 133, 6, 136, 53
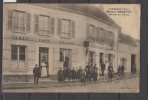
34, 4, 120, 28
118, 32, 138, 47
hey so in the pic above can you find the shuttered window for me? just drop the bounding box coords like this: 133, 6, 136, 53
50, 17, 54, 35
71, 21, 75, 38
26, 13, 31, 32
88, 51, 96, 66
13, 11, 25, 32
39, 15, 50, 36
86, 23, 89, 40
87, 24, 97, 41
100, 29, 104, 43
34, 15, 54, 36
96, 27, 101, 43
58, 19, 75, 39
8, 10, 13, 30
57, 18, 62, 36
110, 33, 114, 47
34, 14, 39, 34
7, 10, 31, 33
88, 24, 95, 41
61, 19, 71, 38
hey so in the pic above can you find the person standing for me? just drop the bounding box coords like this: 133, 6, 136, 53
117, 64, 122, 79
33, 64, 40, 84
86, 63, 90, 69
57, 68, 64, 84
108, 63, 113, 82
63, 57, 69, 69
101, 63, 106, 76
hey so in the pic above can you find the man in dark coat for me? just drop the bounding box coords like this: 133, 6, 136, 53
57, 68, 64, 84
93, 64, 98, 82
80, 70, 86, 85
33, 64, 40, 84
121, 65, 125, 75
86, 63, 90, 69
78, 66, 83, 81
101, 63, 106, 76
63, 57, 69, 69
108, 63, 113, 82
117, 65, 122, 78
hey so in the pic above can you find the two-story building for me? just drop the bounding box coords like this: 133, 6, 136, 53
3, 4, 139, 83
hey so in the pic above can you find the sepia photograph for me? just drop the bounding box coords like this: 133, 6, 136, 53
2, 3, 140, 93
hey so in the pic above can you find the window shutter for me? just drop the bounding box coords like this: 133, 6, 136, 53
86, 23, 89, 40
57, 18, 61, 36
26, 13, 31, 32
71, 21, 75, 38
50, 17, 54, 35
8, 10, 13, 30
94, 27, 97, 41
93, 52, 96, 65
105, 30, 107, 43
34, 14, 39, 34
97, 28, 101, 43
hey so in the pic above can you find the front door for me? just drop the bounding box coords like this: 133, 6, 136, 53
88, 51, 96, 66
100, 53, 104, 64
39, 47, 49, 77
60, 49, 71, 69
108, 54, 113, 65
131, 54, 136, 73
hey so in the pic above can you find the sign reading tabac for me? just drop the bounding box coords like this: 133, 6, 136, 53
2, 3, 140, 93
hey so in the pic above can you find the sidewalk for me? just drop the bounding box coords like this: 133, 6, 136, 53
2, 72, 139, 89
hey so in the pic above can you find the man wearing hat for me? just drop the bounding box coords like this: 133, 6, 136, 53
33, 64, 41, 84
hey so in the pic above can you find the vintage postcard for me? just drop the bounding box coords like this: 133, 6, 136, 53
2, 3, 140, 93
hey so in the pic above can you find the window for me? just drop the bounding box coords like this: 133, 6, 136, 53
60, 49, 71, 68
60, 49, 71, 62
109, 32, 114, 47
88, 51, 96, 65
106, 32, 110, 45
96, 27, 101, 42
39, 15, 50, 36
100, 29, 104, 43
58, 19, 75, 38
86, 24, 114, 46
34, 15, 54, 36
8, 10, 31, 33
11, 45, 26, 61
120, 58, 127, 67
100, 53, 104, 64
88, 24, 95, 41
108, 54, 113, 64
61, 19, 71, 38
13, 11, 25, 32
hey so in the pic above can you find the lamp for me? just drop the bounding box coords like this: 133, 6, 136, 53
83, 41, 89, 55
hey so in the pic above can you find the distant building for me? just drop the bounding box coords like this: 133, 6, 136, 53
118, 33, 140, 73
3, 4, 139, 83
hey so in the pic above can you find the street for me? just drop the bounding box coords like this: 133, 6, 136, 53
3, 77, 139, 93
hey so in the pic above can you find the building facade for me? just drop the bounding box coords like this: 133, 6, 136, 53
3, 4, 139, 83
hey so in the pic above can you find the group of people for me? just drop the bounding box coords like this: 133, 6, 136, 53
33, 62, 125, 85
57, 62, 125, 84
57, 67, 87, 85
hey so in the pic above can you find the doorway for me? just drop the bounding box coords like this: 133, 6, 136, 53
131, 54, 136, 73
100, 53, 104, 64
88, 51, 96, 66
108, 54, 113, 65
39, 47, 49, 77
60, 49, 71, 69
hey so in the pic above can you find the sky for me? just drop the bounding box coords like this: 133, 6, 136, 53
102, 4, 140, 40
